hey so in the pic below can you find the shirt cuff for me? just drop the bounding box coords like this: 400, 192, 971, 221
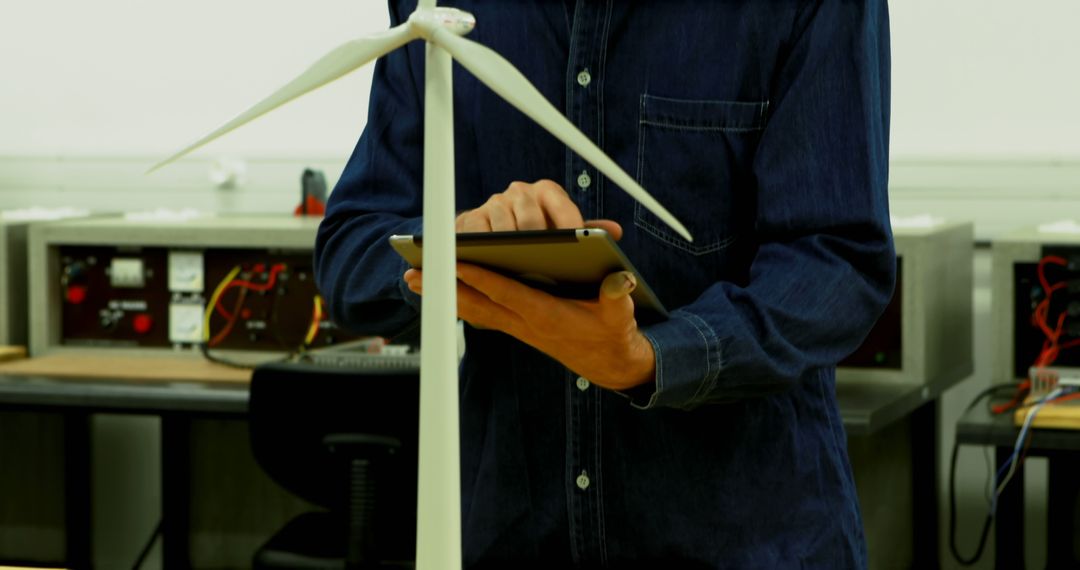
623, 310, 724, 410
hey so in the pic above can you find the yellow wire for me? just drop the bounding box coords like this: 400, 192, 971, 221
304, 294, 324, 345
203, 266, 242, 343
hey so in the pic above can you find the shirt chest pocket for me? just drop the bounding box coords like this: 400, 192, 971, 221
635, 95, 767, 255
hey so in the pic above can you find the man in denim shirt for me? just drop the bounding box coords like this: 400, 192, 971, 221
316, 1, 893, 567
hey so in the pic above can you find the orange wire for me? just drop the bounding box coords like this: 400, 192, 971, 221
1000, 255, 1079, 415
209, 287, 248, 347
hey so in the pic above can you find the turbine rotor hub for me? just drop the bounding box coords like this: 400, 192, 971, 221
409, 7, 476, 39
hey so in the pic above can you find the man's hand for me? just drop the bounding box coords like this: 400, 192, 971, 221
408, 179, 653, 390
456, 179, 622, 238
404, 264, 656, 390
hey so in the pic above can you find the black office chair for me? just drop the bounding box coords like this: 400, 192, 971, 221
249, 361, 419, 569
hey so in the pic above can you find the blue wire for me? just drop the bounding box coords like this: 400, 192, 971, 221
990, 387, 1067, 514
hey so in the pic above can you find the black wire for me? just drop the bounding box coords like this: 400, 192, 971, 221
198, 342, 297, 370
130, 519, 162, 570
949, 438, 995, 565
949, 382, 1022, 566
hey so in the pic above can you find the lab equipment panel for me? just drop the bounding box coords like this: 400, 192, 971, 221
997, 236, 1080, 382
29, 215, 355, 358
837, 221, 974, 386
0, 221, 31, 346
1, 212, 93, 346
55, 246, 349, 352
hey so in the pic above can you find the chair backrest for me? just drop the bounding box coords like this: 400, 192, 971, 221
248, 360, 419, 517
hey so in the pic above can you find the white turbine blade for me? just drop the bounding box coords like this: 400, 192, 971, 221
149, 23, 418, 172
430, 28, 693, 242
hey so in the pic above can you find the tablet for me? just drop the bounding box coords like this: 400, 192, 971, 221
389, 229, 668, 323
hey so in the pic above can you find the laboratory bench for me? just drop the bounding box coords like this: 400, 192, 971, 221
0, 354, 960, 569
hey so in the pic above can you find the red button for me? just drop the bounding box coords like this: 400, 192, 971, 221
65, 285, 88, 304
132, 314, 153, 334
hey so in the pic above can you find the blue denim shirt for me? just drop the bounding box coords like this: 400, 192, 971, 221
316, 1, 893, 568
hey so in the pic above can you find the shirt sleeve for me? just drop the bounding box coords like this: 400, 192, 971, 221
633, 1, 895, 410
314, 3, 426, 342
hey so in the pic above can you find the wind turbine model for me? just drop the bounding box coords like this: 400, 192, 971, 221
151, 2, 692, 568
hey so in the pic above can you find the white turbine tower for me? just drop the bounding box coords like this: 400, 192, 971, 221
151, 3, 692, 568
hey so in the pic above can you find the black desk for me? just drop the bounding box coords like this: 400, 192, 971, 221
0, 367, 248, 570
0, 362, 953, 570
0, 373, 248, 415
956, 403, 1080, 568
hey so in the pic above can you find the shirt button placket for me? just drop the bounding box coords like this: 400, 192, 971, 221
576, 469, 591, 491
576, 170, 591, 191
576, 68, 592, 87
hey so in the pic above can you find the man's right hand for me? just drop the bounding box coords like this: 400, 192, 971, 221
455, 179, 622, 239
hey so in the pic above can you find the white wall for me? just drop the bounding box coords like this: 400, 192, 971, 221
0, 1, 388, 157
887, 0, 1080, 235
2, 1, 1078, 160
890, 0, 1080, 159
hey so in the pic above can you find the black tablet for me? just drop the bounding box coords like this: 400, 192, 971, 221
389, 229, 668, 323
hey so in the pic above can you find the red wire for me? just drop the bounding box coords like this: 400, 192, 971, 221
1037, 256, 1067, 300
214, 264, 287, 320
209, 287, 247, 347
993, 379, 1031, 414
998, 256, 1078, 415
1050, 392, 1080, 405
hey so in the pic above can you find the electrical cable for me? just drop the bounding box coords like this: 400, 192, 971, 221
203, 266, 242, 344
200, 264, 294, 369
991, 388, 1063, 512
130, 519, 162, 570
304, 295, 324, 346
209, 286, 248, 347
951, 385, 1071, 565
949, 440, 994, 566
215, 263, 285, 320
949, 382, 1023, 566
981, 444, 994, 505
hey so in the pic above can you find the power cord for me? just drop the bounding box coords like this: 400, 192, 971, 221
949, 382, 1020, 566
130, 519, 162, 570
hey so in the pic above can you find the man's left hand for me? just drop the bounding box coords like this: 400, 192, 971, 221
404, 264, 656, 391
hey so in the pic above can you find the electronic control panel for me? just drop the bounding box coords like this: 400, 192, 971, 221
837, 220, 974, 385
0, 220, 30, 346
993, 227, 1080, 383
28, 215, 360, 359
2, 211, 94, 346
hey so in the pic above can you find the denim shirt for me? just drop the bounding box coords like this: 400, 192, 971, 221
315, 1, 893, 568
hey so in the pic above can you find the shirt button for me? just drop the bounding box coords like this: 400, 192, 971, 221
576, 170, 591, 191
576, 376, 591, 391
576, 470, 591, 491
576, 69, 592, 87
